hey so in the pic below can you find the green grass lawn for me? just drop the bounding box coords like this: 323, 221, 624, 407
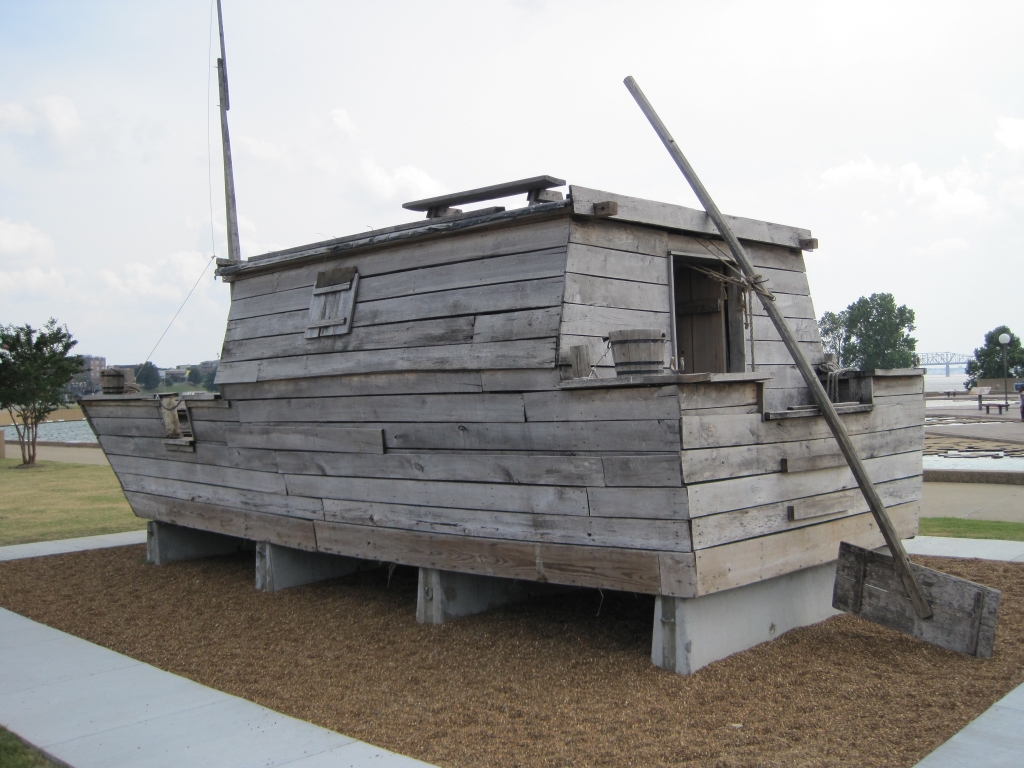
0, 726, 58, 767
919, 517, 1024, 542
0, 457, 144, 546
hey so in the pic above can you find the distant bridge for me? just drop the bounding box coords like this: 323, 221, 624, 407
917, 352, 972, 376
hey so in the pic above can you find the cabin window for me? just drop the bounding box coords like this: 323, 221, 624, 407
306, 266, 359, 339
671, 255, 747, 374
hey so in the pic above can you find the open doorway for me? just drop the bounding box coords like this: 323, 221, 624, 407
671, 254, 747, 374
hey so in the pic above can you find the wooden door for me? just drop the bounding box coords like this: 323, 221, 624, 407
675, 263, 727, 374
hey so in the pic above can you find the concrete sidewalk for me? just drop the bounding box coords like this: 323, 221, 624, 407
904, 535, 1024, 562
914, 683, 1024, 767
0, 608, 435, 768
0, 530, 146, 562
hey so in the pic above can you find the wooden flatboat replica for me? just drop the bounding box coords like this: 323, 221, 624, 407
81, 14, 1000, 672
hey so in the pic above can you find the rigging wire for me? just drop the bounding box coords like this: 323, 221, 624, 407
145, 0, 219, 365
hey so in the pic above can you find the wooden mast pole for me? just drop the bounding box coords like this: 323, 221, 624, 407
216, 0, 241, 262
623, 75, 933, 620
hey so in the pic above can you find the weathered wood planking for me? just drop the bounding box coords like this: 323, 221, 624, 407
126, 491, 320, 551
602, 455, 683, 487
276, 450, 607, 487
833, 542, 1000, 657
313, 518, 681, 595
227, 425, 384, 453
472, 308, 562, 343
693, 501, 919, 595
98, 435, 280, 473
108, 454, 286, 494
686, 450, 921, 517
230, 218, 572, 302
120, 474, 324, 519
285, 473, 590, 516
681, 425, 924, 483
679, 381, 759, 411
587, 487, 688, 519
682, 400, 924, 449
216, 339, 558, 384
382, 419, 681, 453
321, 498, 690, 551
690, 475, 921, 549
236, 393, 526, 424
569, 186, 811, 249
223, 371, 486, 400
523, 386, 680, 422
753, 340, 825, 366
564, 273, 670, 313
565, 242, 668, 285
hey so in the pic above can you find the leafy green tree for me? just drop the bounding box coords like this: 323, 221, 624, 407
818, 310, 850, 365
187, 367, 202, 385
134, 361, 160, 390
818, 293, 916, 370
202, 369, 219, 393
965, 326, 1024, 390
0, 320, 83, 465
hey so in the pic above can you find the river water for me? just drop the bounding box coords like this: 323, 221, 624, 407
3, 420, 97, 443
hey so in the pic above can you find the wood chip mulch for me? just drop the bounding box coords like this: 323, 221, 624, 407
0, 547, 1021, 768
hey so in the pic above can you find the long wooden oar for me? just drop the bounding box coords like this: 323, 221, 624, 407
622, 75, 933, 621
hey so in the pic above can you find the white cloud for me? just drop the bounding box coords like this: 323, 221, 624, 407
331, 108, 358, 139
0, 102, 39, 135
897, 161, 988, 217
99, 251, 212, 301
238, 135, 286, 162
35, 95, 83, 143
911, 237, 971, 256
0, 218, 57, 261
359, 158, 444, 201
820, 156, 894, 186
995, 117, 1024, 152
819, 156, 989, 217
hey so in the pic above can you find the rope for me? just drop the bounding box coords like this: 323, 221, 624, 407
588, 339, 613, 379
818, 359, 856, 403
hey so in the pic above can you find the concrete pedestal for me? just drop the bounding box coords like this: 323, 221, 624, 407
254, 542, 363, 593
146, 521, 244, 565
416, 568, 571, 624
652, 560, 840, 675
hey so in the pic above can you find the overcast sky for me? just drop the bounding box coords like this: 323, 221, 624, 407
1, 1, 1022, 367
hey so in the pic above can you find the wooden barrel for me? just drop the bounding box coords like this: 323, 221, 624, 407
99, 368, 125, 395
608, 329, 667, 375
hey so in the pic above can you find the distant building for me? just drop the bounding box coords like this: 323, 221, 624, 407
63, 354, 106, 399
198, 360, 219, 377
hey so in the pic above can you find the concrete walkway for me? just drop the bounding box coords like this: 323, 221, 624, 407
0, 530, 147, 562
914, 683, 1024, 767
904, 535, 1024, 562
0, 608, 435, 767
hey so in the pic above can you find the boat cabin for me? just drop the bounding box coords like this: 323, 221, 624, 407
82, 177, 924, 674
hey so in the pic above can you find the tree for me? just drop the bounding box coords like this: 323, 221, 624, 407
202, 369, 219, 393
965, 326, 1024, 390
134, 361, 161, 390
0, 320, 83, 465
818, 309, 850, 365
818, 293, 917, 370
844, 293, 917, 369
187, 367, 202, 386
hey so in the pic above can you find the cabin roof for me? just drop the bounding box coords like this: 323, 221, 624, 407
215, 183, 814, 281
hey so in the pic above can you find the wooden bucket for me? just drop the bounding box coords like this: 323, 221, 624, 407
100, 368, 125, 395
608, 329, 666, 375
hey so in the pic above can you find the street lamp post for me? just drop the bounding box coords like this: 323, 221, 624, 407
999, 332, 1011, 407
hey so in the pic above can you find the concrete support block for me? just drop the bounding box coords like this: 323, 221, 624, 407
416, 568, 571, 624
652, 560, 840, 675
146, 521, 244, 565
254, 542, 362, 593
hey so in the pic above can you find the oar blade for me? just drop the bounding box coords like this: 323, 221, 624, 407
833, 542, 1000, 657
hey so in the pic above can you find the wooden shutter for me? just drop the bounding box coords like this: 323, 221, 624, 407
306, 266, 359, 339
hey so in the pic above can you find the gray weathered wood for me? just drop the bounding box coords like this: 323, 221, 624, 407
587, 487, 688, 519
98, 435, 281, 473
570, 185, 811, 249
227, 425, 384, 453
472, 308, 562, 343
403, 175, 565, 212
275, 450, 606, 487
286, 474, 589, 516
833, 542, 1000, 657
565, 243, 668, 285
321, 498, 688, 551
691, 481, 921, 549
523, 386, 679, 422
236, 392, 526, 425
687, 450, 922, 517
223, 370, 485, 400
120, 474, 324, 519
107, 454, 286, 494
568, 345, 591, 378
601, 455, 682, 487
564, 273, 670, 312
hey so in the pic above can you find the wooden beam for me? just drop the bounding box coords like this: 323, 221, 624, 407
403, 175, 566, 213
